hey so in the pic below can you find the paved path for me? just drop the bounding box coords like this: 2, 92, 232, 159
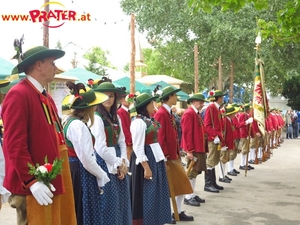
0, 138, 299, 225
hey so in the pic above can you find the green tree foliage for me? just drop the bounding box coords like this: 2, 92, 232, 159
282, 76, 300, 110
83, 46, 115, 76
188, 0, 300, 44
120, 0, 300, 96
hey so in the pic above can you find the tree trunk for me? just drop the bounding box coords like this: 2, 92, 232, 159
218, 57, 222, 90
194, 44, 199, 93
229, 61, 234, 103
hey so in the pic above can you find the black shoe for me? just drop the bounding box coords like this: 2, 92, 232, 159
233, 169, 240, 174
239, 165, 246, 170
173, 211, 194, 221
225, 175, 232, 181
167, 218, 176, 224
248, 165, 254, 170
184, 198, 200, 207
194, 195, 205, 203
248, 160, 255, 164
219, 177, 231, 183
227, 170, 237, 176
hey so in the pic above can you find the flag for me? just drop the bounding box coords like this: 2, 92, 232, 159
252, 53, 267, 136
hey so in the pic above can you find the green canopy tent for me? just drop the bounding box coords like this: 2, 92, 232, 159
113, 76, 152, 94
60, 67, 102, 84
0, 57, 15, 79
148, 80, 190, 101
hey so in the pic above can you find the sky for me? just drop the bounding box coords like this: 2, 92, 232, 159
0, 0, 149, 72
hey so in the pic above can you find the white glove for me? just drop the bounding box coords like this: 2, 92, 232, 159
97, 170, 110, 187
221, 146, 228, 151
213, 136, 220, 144
29, 181, 55, 205
245, 117, 253, 125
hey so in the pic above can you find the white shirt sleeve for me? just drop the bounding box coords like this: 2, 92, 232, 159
90, 114, 123, 174
66, 120, 109, 186
130, 119, 148, 164
0, 145, 11, 204
117, 116, 129, 166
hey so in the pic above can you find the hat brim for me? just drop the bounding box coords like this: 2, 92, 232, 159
94, 87, 126, 95
160, 88, 181, 100
0, 80, 10, 88
226, 107, 239, 116
62, 92, 108, 109
17, 49, 65, 73
135, 96, 158, 109
187, 97, 209, 104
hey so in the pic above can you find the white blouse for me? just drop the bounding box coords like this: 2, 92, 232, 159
64, 117, 110, 187
0, 145, 11, 204
90, 114, 128, 174
130, 118, 165, 165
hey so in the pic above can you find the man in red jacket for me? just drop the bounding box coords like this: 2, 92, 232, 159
238, 104, 254, 170
155, 86, 193, 223
219, 105, 239, 183
181, 93, 208, 207
2, 46, 76, 225
204, 90, 226, 193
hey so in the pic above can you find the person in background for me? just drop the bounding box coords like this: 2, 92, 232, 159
90, 82, 131, 225
0, 142, 10, 210
117, 92, 134, 160
285, 110, 293, 139
154, 86, 193, 223
129, 93, 172, 225
62, 82, 110, 225
2, 46, 76, 224
181, 93, 208, 207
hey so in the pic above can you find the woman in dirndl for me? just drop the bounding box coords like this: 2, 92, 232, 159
90, 82, 131, 225
129, 93, 172, 225
62, 82, 110, 225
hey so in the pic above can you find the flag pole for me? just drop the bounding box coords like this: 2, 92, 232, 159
251, 32, 268, 175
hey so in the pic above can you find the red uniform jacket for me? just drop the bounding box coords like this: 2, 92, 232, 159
232, 114, 244, 139
204, 103, 224, 142
154, 106, 179, 160
266, 114, 274, 132
181, 106, 206, 153
117, 106, 132, 146
238, 112, 252, 138
223, 117, 235, 150
270, 113, 278, 130
2, 79, 64, 195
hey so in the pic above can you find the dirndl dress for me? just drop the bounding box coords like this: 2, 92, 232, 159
96, 145, 131, 225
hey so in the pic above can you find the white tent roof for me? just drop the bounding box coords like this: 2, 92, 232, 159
136, 75, 184, 86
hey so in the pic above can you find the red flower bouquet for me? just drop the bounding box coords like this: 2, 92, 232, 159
28, 156, 64, 187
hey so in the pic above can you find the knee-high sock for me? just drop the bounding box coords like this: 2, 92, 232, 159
185, 178, 196, 200
250, 148, 255, 160
227, 160, 232, 172
230, 160, 235, 171
244, 154, 248, 165
219, 162, 226, 178
258, 147, 262, 158
240, 154, 245, 166
175, 195, 184, 213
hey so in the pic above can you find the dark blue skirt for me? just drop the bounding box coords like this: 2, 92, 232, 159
130, 145, 172, 225
69, 157, 103, 225
96, 145, 131, 225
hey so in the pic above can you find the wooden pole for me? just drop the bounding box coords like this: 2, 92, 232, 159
194, 44, 199, 93
130, 14, 136, 94
43, 0, 49, 47
218, 57, 222, 90
229, 61, 234, 103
